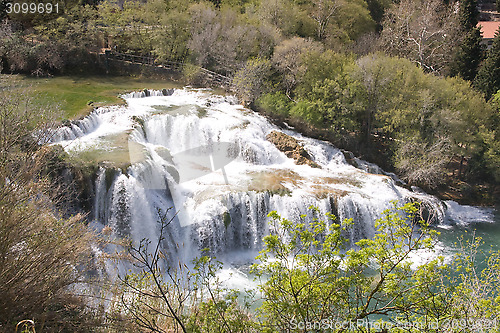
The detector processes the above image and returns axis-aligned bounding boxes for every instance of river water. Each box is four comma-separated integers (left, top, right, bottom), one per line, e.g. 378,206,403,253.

51,88,498,285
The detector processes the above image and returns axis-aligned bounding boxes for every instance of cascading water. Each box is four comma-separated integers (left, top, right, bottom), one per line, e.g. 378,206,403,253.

53,88,477,273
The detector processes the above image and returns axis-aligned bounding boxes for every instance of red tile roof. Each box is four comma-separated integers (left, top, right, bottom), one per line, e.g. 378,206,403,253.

478,21,500,39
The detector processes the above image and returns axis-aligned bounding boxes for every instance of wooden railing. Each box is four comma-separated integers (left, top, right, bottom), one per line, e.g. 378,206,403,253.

106,51,232,88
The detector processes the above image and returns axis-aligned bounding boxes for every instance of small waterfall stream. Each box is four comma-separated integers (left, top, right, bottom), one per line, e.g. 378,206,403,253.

53,88,453,271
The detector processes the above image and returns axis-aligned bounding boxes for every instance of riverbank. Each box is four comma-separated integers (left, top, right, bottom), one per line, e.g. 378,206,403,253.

24,75,184,119
251,102,499,207
23,72,497,207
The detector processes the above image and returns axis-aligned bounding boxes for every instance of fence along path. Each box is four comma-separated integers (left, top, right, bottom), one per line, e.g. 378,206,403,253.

106,51,233,89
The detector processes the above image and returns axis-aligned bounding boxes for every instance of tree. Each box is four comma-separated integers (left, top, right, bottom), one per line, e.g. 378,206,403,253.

254,203,500,332
364,0,391,31
448,0,483,81
394,137,453,189
310,0,342,40
255,0,312,37
285,50,355,131
448,27,484,81
271,37,324,96
475,28,500,100
349,53,401,143
479,90,500,182
232,57,272,105
379,0,459,74
187,2,275,75
254,203,447,331
151,9,191,62
458,0,479,31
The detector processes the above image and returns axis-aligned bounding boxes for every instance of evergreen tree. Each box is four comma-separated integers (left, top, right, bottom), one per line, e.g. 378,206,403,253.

458,0,479,30
475,29,500,99
449,27,484,81
450,0,483,80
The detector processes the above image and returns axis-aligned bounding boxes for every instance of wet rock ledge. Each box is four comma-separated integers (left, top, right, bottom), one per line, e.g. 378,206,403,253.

266,131,320,168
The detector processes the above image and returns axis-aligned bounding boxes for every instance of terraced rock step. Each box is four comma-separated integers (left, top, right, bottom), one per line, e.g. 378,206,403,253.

266,131,320,168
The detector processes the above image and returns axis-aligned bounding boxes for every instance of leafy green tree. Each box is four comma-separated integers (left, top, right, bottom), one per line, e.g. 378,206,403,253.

151,10,191,62
271,37,324,96
255,0,314,38
254,203,500,332
479,90,500,181
475,28,500,100
294,49,352,98
332,0,376,43
309,0,342,41
364,0,391,31
439,235,500,328
256,92,293,117
305,0,375,46
349,53,402,143
284,50,356,130
254,203,447,331
449,0,483,81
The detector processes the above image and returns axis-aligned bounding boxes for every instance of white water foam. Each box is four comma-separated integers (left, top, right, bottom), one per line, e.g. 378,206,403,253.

57,88,453,276
444,200,495,225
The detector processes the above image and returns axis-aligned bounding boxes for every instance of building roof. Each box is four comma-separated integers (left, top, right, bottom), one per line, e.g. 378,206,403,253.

478,21,500,39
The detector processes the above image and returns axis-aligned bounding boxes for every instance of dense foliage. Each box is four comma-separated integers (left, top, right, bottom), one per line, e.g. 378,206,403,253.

258,51,499,189
104,203,500,332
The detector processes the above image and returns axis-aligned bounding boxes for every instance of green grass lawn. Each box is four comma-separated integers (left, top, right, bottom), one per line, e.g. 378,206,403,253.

23,75,182,119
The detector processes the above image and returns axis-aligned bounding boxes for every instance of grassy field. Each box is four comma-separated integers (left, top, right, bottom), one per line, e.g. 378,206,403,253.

23,75,183,119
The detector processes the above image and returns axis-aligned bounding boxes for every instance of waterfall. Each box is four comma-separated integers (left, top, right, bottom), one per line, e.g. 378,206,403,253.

121,88,174,99
49,110,102,142
56,88,450,264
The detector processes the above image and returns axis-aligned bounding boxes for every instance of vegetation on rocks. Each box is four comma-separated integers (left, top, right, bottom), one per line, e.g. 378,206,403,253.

266,131,320,168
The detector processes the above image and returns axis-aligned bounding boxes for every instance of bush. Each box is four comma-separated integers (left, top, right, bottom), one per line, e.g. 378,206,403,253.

182,63,206,86
232,57,271,105
0,77,99,331
256,92,292,117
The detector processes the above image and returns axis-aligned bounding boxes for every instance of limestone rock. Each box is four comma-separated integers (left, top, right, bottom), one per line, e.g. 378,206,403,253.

266,131,320,168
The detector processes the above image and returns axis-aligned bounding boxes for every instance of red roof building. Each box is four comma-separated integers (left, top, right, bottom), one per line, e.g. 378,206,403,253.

478,21,500,48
